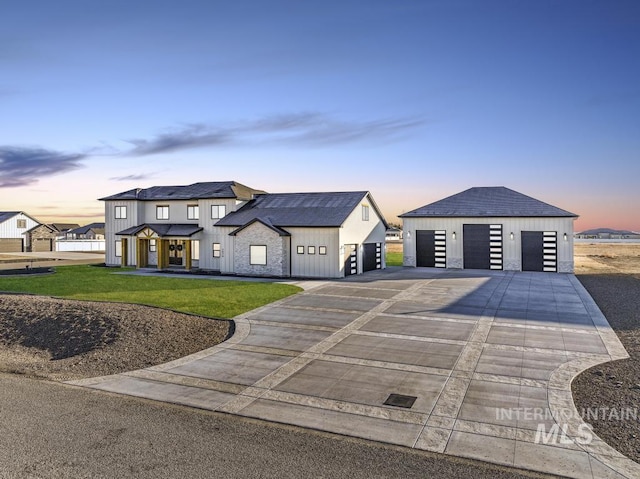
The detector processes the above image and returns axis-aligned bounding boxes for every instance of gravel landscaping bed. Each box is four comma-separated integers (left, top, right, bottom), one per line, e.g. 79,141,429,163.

573,273,640,463
0,294,231,381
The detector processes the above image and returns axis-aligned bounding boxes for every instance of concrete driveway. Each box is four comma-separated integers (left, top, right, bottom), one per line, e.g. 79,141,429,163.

71,268,639,478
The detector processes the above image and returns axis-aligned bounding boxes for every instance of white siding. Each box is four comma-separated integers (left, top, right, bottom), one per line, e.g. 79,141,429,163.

289,227,341,278
339,193,387,275
403,217,575,272
0,213,39,250
104,200,139,265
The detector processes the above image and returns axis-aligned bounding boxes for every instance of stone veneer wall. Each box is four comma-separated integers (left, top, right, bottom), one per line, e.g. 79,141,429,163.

233,222,288,277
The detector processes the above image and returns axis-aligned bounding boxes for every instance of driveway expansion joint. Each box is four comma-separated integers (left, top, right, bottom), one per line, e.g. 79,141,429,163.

68,269,639,479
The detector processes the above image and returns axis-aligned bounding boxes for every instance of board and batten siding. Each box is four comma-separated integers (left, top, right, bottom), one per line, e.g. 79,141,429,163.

0,213,39,250
403,217,575,273
289,227,340,278
104,200,141,266
339,194,387,275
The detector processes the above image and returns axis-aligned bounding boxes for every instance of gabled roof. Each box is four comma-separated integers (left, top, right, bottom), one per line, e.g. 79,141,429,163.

100,181,264,201
116,223,203,237
68,222,105,235
400,187,578,218
0,211,21,223
0,211,41,225
230,218,290,237
216,191,386,228
50,223,81,232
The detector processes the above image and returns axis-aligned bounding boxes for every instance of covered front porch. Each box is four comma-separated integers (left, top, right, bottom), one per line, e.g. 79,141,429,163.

116,224,202,271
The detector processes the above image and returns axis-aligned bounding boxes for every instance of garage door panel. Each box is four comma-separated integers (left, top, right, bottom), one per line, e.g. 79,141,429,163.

0,238,23,253
33,238,53,252
522,231,556,272
416,230,446,268
363,243,381,272
463,224,502,270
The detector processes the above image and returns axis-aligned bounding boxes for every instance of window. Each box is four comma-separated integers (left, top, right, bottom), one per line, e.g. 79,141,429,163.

187,205,199,220
297,246,305,254
16,219,26,229
191,240,200,260
212,243,221,258
149,239,157,252
115,240,122,257
362,205,370,221
156,205,169,220
250,245,267,265
211,205,226,219
319,246,327,255
115,206,127,219
308,246,316,255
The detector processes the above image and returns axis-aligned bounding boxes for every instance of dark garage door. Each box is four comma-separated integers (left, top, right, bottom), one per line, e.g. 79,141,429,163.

0,238,23,253
463,224,502,270
522,231,557,272
344,244,358,276
416,230,446,268
363,243,382,272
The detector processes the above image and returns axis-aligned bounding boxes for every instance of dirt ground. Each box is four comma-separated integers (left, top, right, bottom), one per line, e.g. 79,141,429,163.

571,243,640,463
574,243,640,275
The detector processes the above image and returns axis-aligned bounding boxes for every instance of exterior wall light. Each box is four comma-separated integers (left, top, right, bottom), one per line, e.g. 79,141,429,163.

563,233,568,241
452,231,456,240
406,231,411,240
510,232,514,240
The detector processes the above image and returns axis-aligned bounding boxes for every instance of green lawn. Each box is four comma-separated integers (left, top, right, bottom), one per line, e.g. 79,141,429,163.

0,265,301,319
386,251,403,266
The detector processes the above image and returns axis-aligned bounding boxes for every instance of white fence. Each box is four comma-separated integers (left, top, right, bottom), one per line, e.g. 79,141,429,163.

56,239,106,252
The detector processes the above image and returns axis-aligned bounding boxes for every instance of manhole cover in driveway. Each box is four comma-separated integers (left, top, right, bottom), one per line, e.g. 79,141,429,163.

384,393,417,409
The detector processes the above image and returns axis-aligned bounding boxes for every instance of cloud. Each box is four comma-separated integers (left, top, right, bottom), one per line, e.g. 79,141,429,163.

127,124,229,156
0,147,85,188
109,173,154,181
125,113,425,156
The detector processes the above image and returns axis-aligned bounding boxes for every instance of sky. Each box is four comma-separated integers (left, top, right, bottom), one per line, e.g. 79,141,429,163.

1,0,639,231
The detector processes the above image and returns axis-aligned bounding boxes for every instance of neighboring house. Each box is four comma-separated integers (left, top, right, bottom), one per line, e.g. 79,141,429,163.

385,227,403,242
50,223,81,237
25,224,58,252
66,223,105,240
101,181,387,278
575,228,640,240
401,187,578,273
0,212,40,252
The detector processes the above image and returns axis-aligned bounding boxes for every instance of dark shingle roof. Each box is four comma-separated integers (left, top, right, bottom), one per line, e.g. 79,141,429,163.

50,223,81,232
69,222,105,235
0,211,21,223
100,181,264,201
116,224,203,237
401,187,578,218
216,191,372,228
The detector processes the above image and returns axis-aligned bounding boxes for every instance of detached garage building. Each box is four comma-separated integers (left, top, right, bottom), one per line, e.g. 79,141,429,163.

401,187,578,273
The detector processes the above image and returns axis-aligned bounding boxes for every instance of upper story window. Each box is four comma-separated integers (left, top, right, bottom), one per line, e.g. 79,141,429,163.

115,206,127,219
187,204,199,220
156,205,169,220
211,205,226,220
362,205,370,221
16,219,26,229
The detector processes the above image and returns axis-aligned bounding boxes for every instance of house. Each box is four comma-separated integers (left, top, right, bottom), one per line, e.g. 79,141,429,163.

401,187,578,273
385,227,403,242
101,181,387,278
575,228,640,240
215,191,388,277
66,223,105,240
0,212,40,252
24,223,81,252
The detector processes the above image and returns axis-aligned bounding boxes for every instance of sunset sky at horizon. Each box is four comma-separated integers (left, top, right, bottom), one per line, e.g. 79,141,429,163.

1,0,639,231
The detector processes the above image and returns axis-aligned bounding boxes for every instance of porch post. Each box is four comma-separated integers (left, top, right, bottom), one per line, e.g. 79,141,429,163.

121,238,128,267
185,240,192,270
